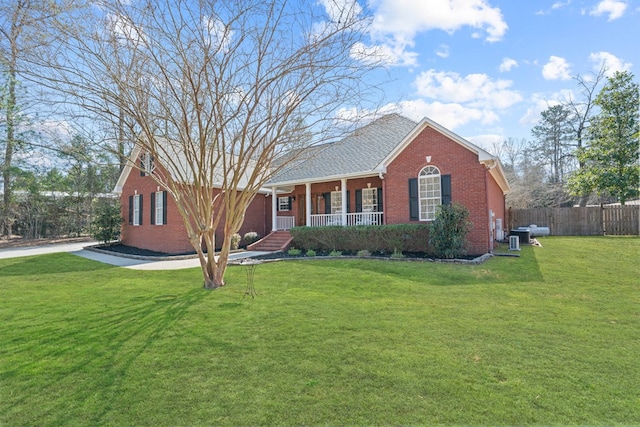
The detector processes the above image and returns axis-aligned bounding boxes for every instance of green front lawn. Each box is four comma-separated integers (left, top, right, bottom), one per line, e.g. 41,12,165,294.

1,237,638,425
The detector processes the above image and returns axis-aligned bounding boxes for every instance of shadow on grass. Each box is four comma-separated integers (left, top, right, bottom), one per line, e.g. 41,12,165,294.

2,287,208,425
0,253,115,277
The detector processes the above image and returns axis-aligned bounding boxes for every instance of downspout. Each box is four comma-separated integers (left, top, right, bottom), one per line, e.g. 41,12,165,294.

484,167,492,253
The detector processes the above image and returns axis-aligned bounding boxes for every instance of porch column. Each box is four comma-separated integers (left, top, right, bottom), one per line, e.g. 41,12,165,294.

305,182,311,226
341,178,347,226
271,187,277,231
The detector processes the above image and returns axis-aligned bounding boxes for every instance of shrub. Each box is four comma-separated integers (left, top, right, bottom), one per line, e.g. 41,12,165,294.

91,199,122,244
243,231,259,244
305,249,316,257
288,247,302,256
328,250,342,257
357,249,371,257
289,224,429,254
230,233,242,250
429,203,472,259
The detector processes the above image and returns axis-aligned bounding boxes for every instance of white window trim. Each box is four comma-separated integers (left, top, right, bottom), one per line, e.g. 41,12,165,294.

133,194,141,226
330,191,342,214
362,187,377,212
155,191,164,225
418,166,441,221
278,196,290,211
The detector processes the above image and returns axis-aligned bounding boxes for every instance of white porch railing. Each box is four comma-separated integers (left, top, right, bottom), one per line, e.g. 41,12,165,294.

310,212,383,227
276,216,295,230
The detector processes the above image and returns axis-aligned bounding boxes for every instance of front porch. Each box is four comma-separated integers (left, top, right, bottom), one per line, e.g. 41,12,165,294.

269,176,384,231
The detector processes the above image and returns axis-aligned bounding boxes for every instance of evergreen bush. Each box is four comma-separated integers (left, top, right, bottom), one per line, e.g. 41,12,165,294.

428,203,472,259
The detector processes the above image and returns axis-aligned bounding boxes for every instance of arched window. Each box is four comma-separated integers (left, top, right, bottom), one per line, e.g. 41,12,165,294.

418,166,441,221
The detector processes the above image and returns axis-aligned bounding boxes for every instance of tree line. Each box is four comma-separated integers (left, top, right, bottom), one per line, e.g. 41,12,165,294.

496,69,639,208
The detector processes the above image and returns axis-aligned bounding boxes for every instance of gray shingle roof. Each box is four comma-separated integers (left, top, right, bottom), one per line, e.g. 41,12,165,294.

267,114,417,185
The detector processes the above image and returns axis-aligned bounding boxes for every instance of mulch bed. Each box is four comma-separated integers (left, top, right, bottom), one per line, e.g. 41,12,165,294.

95,243,196,258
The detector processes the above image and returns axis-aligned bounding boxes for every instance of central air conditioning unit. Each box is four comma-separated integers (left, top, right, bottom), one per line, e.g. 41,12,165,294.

509,235,520,251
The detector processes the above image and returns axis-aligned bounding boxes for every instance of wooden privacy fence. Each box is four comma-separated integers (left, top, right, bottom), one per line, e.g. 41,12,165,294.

507,206,639,236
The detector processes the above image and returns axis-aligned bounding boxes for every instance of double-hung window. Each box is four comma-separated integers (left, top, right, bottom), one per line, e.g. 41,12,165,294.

330,191,342,214
132,194,142,226
362,187,378,212
418,166,441,221
151,191,167,225
278,196,291,211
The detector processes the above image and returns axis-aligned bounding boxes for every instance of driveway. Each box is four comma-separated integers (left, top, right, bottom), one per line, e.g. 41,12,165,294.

0,240,270,270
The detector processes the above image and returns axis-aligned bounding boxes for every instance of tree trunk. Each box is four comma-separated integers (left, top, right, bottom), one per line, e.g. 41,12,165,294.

2,56,17,238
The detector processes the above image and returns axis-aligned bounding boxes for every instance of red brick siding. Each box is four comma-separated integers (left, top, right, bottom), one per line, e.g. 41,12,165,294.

384,126,498,254
121,169,269,254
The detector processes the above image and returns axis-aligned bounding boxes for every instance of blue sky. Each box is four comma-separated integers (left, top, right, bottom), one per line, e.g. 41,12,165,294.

347,0,639,151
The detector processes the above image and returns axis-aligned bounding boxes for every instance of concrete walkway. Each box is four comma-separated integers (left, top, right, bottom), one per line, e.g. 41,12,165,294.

0,240,271,270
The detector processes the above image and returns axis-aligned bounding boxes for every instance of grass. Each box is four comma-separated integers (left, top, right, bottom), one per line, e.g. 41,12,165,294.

1,236,639,425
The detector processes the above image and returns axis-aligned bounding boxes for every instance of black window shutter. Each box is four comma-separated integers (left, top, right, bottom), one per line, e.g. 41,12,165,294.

287,196,292,211
377,187,383,213
323,192,331,214
409,178,419,220
355,189,362,213
441,175,452,206
150,192,156,224
138,194,143,225
346,190,350,213
128,195,133,224
163,191,168,224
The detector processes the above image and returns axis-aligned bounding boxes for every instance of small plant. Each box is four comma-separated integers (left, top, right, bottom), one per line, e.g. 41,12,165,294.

329,250,342,257
230,233,242,250
305,249,316,257
357,249,371,257
390,248,405,259
288,247,302,256
244,231,259,244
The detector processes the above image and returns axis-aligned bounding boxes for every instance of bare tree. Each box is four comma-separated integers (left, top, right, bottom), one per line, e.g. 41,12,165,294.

0,0,72,238
35,0,383,288
562,67,607,205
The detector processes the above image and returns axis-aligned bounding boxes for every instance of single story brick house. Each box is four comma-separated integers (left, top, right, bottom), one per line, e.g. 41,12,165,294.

114,114,510,255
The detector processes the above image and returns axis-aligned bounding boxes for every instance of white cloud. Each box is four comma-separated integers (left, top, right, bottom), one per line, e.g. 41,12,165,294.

435,44,450,58
319,0,363,24
589,0,628,21
107,13,146,46
350,41,418,66
395,99,497,129
535,0,571,15
499,58,518,72
202,16,234,53
542,56,572,80
519,92,567,126
589,51,633,76
338,99,497,131
414,69,523,109
365,0,508,66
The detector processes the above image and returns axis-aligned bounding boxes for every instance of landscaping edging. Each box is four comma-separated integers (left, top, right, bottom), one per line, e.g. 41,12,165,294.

231,252,493,265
